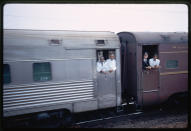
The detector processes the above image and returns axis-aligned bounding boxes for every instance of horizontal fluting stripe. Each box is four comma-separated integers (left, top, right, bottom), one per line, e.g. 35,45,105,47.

4,91,94,105
4,89,94,101
4,97,94,111
4,83,94,93
4,94,94,108
4,85,94,95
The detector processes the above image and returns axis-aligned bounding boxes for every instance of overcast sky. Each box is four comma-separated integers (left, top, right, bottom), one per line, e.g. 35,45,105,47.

3,4,188,33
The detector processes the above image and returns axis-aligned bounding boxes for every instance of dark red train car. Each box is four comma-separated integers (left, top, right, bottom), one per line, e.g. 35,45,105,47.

118,32,188,107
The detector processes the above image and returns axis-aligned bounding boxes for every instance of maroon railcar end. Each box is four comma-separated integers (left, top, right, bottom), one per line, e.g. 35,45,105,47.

118,32,188,107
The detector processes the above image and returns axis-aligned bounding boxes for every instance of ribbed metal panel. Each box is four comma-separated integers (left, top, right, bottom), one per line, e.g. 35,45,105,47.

3,80,95,111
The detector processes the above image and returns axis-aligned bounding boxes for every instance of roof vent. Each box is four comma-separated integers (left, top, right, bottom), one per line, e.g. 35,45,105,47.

96,40,105,46
160,35,170,41
49,39,62,46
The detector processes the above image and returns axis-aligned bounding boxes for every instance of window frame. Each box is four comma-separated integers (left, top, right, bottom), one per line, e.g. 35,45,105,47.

33,62,52,82
166,60,178,69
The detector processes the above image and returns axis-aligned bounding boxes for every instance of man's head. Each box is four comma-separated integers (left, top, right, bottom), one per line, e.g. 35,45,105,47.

109,53,115,60
100,56,105,62
144,52,148,59
153,54,158,60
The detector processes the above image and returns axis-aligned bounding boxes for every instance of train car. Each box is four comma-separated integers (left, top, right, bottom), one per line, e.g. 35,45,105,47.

3,29,121,121
3,29,188,127
118,32,188,107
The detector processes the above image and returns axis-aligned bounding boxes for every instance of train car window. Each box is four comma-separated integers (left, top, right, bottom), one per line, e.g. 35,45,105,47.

97,50,115,61
142,45,158,60
166,60,178,69
33,62,52,82
142,45,159,70
96,50,116,73
3,64,11,84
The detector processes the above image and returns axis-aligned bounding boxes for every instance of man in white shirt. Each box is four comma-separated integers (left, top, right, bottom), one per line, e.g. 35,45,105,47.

149,54,160,69
106,53,117,73
97,56,107,73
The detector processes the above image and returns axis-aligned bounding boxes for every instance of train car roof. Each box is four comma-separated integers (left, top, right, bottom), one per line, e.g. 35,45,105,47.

117,32,188,44
3,29,120,50
4,29,117,38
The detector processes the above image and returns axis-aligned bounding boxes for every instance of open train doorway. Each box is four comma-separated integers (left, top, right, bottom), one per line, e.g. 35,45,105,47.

141,45,160,106
96,50,117,108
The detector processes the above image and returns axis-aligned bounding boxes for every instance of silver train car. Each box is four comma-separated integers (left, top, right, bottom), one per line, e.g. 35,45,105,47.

3,29,122,118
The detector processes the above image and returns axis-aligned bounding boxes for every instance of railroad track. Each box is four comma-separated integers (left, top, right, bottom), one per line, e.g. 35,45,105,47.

75,111,143,125
71,105,187,128
4,104,187,128
66,108,145,128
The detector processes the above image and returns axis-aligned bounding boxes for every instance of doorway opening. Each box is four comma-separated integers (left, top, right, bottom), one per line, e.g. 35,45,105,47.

142,45,159,60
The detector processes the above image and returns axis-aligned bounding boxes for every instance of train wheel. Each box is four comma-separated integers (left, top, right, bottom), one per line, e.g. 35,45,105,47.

163,93,188,113
60,110,73,127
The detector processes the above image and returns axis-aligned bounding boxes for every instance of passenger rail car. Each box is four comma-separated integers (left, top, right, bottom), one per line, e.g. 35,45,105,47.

118,32,188,106
3,29,188,126
3,29,121,118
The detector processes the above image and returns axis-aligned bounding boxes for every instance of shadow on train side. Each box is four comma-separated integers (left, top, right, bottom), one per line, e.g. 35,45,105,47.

3,109,73,128
2,29,188,128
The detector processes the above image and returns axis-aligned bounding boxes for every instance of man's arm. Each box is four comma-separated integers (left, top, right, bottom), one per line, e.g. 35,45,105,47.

149,59,152,67
113,60,117,71
158,59,160,65
108,60,116,72
97,63,101,72
156,59,160,68
143,61,146,70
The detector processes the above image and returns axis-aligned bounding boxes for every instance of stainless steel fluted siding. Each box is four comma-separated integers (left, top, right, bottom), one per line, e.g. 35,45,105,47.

3,80,95,111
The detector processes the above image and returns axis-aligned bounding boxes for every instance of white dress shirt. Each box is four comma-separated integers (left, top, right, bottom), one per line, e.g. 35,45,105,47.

149,58,160,67
105,59,117,71
97,61,107,72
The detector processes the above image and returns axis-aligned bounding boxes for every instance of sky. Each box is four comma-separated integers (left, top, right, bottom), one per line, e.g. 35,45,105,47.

3,4,188,33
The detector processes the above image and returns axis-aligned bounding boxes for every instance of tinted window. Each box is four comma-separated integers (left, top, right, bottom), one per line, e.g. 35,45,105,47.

3,64,11,84
166,60,178,69
33,62,52,82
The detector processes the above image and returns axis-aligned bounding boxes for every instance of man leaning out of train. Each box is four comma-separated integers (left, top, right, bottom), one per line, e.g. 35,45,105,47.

105,53,117,73
149,54,160,69
97,56,108,73
143,52,152,70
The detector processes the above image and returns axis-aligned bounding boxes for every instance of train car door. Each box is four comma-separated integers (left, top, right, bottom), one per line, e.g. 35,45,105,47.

141,45,160,106
96,50,117,108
